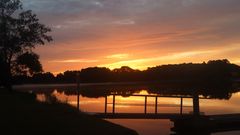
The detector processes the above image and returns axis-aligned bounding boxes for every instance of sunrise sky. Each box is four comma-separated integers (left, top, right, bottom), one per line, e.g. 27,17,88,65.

22,0,240,74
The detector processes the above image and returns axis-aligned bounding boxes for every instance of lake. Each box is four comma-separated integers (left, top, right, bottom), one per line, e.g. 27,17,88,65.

15,82,240,135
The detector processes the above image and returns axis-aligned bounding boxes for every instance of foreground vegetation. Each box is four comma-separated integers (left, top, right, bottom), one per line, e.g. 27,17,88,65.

0,89,138,135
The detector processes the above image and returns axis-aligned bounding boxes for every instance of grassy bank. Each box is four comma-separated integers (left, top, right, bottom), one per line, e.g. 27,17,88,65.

0,89,138,135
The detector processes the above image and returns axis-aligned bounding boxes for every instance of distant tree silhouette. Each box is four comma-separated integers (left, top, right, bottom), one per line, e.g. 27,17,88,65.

80,67,112,83
32,72,55,84
112,66,137,73
7,60,240,85
61,71,80,83
112,66,142,82
0,0,52,91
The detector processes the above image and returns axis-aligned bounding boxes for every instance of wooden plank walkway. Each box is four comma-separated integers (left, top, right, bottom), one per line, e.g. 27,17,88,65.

210,113,240,121
210,114,240,132
92,113,240,120
170,113,240,133
93,113,192,119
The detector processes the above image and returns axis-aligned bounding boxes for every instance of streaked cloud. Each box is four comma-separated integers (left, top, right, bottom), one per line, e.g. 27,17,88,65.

113,19,135,25
49,59,99,63
100,50,216,69
20,0,240,73
100,44,240,69
106,54,129,59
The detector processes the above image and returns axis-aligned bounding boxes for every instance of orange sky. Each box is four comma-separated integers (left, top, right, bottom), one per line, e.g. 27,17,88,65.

22,0,240,74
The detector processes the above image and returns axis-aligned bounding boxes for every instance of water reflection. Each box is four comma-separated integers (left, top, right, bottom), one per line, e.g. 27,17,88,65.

22,82,239,99
15,82,240,135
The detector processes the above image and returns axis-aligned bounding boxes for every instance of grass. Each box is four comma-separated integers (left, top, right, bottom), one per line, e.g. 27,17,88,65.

0,89,138,135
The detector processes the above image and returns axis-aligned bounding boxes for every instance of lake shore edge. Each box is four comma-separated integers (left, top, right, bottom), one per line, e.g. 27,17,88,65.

0,89,138,135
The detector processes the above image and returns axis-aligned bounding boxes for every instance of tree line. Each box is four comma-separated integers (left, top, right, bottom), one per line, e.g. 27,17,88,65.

10,59,240,84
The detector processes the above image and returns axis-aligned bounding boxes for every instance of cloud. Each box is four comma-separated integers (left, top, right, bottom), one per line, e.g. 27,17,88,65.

99,44,240,69
19,0,240,73
93,1,104,7
22,0,240,45
100,50,216,69
113,19,135,25
49,59,99,63
106,54,129,59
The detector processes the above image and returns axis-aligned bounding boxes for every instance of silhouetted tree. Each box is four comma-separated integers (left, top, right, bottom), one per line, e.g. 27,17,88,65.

62,71,80,83
112,66,142,82
13,52,43,76
0,0,52,91
32,72,55,84
80,67,112,83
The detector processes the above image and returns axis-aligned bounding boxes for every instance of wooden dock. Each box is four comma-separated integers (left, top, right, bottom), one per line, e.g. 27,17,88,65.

93,113,192,119
93,113,240,120
210,113,240,121
210,113,240,132
79,92,240,133
169,113,240,134
89,94,240,120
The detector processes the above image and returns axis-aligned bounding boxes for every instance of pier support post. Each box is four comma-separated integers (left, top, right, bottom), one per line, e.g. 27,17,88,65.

113,94,115,114
76,72,80,111
155,96,158,114
193,93,200,116
105,96,107,113
180,97,183,115
144,96,147,114
77,89,80,110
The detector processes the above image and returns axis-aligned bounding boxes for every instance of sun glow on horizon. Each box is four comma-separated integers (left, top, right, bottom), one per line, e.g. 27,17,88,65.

97,46,240,70
29,0,240,73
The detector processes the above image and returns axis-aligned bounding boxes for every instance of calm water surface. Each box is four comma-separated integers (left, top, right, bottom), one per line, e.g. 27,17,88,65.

15,83,240,135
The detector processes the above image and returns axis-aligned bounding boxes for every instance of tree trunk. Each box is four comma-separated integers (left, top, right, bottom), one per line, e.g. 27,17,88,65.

6,63,13,92
2,61,13,92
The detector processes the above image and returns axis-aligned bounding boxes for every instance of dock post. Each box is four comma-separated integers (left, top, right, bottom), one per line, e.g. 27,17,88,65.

180,97,183,115
113,94,115,114
77,89,80,111
76,72,80,111
155,96,158,114
144,96,147,114
193,93,200,116
105,96,107,113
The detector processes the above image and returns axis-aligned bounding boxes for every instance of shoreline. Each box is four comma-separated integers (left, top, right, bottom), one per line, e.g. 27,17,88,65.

0,90,138,135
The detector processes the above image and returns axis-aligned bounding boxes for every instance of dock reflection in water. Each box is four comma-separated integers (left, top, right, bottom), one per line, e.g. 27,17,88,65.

16,82,240,135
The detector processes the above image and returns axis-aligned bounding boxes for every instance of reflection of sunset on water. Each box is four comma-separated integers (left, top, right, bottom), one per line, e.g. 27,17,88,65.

20,83,240,135
36,89,240,115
